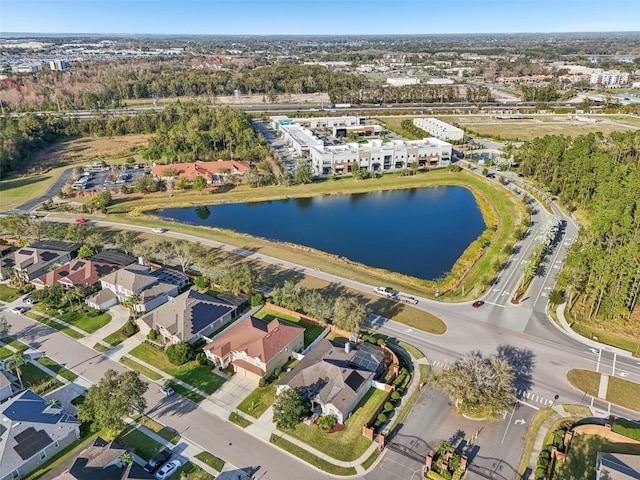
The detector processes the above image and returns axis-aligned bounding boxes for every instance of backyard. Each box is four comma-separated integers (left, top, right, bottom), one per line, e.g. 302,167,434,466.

283,387,388,461
129,343,226,394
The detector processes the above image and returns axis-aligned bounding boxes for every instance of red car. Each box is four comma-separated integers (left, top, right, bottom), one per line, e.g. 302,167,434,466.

472,301,485,308
75,218,88,223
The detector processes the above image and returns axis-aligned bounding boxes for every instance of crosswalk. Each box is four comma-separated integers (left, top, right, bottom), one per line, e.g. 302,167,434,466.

430,360,555,407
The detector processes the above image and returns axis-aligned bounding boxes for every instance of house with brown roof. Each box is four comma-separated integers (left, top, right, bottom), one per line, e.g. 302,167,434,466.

277,339,385,424
138,290,238,344
203,317,304,381
84,264,178,313
152,160,251,184
32,259,117,290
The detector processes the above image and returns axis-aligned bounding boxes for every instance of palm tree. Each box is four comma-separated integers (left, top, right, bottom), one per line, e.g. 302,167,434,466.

121,293,141,318
5,352,28,390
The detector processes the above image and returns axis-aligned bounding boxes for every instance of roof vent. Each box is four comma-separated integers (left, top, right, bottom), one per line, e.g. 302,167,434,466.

345,342,352,354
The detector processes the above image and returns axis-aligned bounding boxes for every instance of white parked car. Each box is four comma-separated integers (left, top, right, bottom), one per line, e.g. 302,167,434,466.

9,306,29,314
155,459,181,480
374,286,397,298
151,228,167,234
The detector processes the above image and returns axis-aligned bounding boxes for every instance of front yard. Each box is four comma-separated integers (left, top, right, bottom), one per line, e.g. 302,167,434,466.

58,307,111,334
237,384,277,418
21,362,63,395
0,284,20,302
283,387,388,462
254,308,326,348
129,343,225,394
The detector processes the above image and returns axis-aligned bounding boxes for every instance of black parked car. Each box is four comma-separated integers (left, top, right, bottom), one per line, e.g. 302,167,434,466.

144,449,172,473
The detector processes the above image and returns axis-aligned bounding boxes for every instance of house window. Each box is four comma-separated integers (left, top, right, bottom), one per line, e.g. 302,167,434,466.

40,450,46,460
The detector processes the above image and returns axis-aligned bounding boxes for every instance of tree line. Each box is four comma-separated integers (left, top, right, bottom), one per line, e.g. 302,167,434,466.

515,130,640,324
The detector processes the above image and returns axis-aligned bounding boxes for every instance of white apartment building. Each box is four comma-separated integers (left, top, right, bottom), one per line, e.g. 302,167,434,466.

590,70,630,88
387,77,420,86
309,138,452,176
413,118,464,141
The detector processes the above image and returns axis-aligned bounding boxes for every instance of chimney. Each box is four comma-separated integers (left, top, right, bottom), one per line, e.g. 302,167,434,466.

138,256,145,266
345,342,352,354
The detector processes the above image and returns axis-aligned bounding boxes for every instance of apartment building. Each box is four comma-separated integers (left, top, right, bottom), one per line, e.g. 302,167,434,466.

413,117,464,141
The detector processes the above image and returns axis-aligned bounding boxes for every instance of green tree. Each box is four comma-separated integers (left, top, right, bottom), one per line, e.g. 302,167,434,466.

220,263,260,295
192,175,207,195
115,231,141,256
88,191,112,213
317,415,337,431
433,351,516,419
77,369,148,435
273,387,310,430
5,352,28,390
292,161,313,185
77,244,101,258
121,293,141,318
31,284,66,311
332,296,367,332
166,342,194,365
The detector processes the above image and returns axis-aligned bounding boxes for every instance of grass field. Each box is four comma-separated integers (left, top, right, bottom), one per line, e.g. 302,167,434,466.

194,451,225,472
269,434,357,476
120,356,163,381
0,134,151,211
566,369,640,412
129,343,225,394
0,284,20,303
134,415,180,445
229,411,252,428
566,369,600,397
37,356,78,382
0,337,28,352
237,384,276,418
118,424,164,460
283,387,386,461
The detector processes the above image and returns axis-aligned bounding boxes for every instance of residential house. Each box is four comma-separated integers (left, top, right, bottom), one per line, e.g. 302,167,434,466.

84,264,178,313
151,160,252,184
87,251,136,269
596,452,640,480
277,339,385,424
0,390,81,480
32,259,117,290
138,290,238,344
0,371,13,402
0,241,80,281
203,316,304,381
43,436,154,480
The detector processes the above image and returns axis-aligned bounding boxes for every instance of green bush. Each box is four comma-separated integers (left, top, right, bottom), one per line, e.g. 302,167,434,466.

377,413,387,423
393,374,406,386
426,470,448,480
383,402,394,412
362,335,371,343
123,320,137,337
317,415,337,431
166,342,194,365
612,419,640,441
194,276,209,290
250,292,265,307
377,338,386,346
258,377,266,387
147,329,157,341
535,466,547,479
391,391,402,400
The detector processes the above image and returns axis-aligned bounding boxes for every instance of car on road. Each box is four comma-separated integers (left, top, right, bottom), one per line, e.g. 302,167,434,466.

400,296,418,305
75,218,88,223
152,228,166,234
472,301,485,308
155,459,181,480
9,306,29,314
374,286,397,298
144,450,172,474
161,386,175,397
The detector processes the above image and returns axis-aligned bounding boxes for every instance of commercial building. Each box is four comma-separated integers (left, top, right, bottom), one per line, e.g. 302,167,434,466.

48,60,67,71
590,70,630,88
387,77,420,86
413,117,464,141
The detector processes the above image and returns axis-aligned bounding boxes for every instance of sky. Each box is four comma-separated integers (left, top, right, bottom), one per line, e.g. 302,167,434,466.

1,0,640,36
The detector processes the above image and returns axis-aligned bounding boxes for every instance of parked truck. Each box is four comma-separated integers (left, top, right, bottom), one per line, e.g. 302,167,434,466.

330,103,352,109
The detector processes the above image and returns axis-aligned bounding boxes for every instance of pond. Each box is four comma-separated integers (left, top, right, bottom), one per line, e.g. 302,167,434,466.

154,186,486,280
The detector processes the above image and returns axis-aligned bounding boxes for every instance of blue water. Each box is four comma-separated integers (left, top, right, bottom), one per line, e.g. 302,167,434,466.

155,186,486,280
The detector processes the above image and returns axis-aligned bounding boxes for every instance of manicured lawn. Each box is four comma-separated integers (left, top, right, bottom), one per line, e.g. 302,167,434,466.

554,433,640,480
254,308,326,347
58,308,111,334
120,356,163,381
134,415,180,445
37,356,78,381
194,451,225,472
129,343,225,394
118,425,164,460
0,337,28,352
0,347,14,360
165,380,206,403
397,340,424,359
229,412,252,428
270,434,357,476
566,369,600,397
21,362,63,394
24,312,85,339
93,343,109,353
563,405,592,416
237,384,276,418
361,449,382,469
174,462,214,480
0,284,20,302
607,376,640,412
571,322,640,356
284,387,387,461
103,330,126,346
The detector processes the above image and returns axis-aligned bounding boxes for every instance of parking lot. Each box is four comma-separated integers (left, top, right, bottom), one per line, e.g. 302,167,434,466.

252,119,303,176
80,164,149,194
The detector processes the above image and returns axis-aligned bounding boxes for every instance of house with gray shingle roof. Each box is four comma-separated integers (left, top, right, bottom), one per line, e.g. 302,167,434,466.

138,290,238,344
277,339,384,424
0,390,80,480
0,241,81,282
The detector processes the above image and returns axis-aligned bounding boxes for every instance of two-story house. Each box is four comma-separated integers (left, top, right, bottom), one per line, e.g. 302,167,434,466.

85,264,178,313
0,241,81,282
32,259,117,290
0,390,81,480
203,316,304,381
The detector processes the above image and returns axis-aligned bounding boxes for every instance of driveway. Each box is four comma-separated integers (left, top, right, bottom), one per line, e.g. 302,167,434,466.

210,374,256,409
